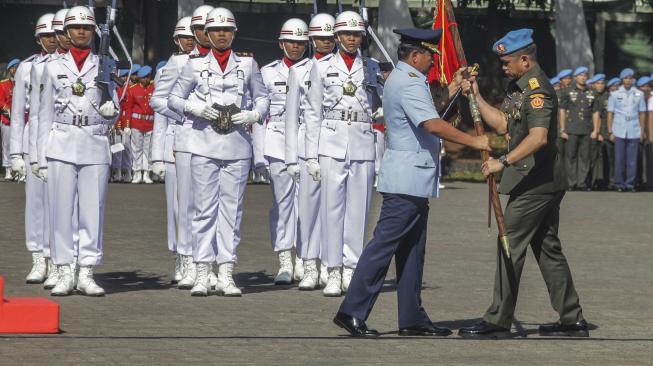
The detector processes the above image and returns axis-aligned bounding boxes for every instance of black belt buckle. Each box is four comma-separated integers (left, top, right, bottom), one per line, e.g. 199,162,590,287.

210,103,241,134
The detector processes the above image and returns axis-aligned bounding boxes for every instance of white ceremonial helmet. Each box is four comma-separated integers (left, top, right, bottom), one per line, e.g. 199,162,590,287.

64,6,97,29
52,9,68,32
308,13,335,37
190,5,214,28
334,11,365,33
205,7,238,31
173,16,193,38
35,13,55,36
279,18,309,41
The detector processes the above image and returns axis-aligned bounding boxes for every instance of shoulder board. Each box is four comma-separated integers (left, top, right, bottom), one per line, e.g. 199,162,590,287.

189,53,206,59
529,93,546,99
262,60,280,69
0,78,8,83
23,54,38,63
408,72,419,78
320,53,334,61
172,51,188,56
528,77,540,90
129,83,137,89
294,58,310,67
235,51,254,57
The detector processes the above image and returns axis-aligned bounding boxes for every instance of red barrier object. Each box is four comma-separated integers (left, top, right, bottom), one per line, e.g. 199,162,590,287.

0,276,59,333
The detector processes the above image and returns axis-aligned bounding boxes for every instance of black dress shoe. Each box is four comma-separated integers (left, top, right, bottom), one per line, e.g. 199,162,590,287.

458,320,512,339
333,312,380,338
399,323,452,337
538,320,589,337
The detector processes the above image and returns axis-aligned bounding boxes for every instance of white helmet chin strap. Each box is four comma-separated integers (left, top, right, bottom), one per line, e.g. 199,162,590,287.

37,38,47,53
281,42,305,61
207,31,233,51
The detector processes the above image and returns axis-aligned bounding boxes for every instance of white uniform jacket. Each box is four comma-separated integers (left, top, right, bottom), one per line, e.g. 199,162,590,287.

168,51,269,163
9,54,37,156
151,52,188,153
150,67,176,163
27,53,56,164
304,52,375,162
37,52,119,167
261,59,292,161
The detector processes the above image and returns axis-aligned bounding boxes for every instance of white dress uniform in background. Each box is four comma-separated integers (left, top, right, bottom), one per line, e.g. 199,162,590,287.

168,7,269,297
261,18,309,286
150,10,214,290
37,6,120,297
304,11,376,297
10,14,53,285
284,13,336,290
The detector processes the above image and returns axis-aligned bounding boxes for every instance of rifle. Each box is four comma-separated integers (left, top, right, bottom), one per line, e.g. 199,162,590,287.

436,0,510,258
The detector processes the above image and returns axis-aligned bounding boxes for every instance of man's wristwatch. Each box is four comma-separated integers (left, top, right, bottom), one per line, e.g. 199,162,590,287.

498,155,510,168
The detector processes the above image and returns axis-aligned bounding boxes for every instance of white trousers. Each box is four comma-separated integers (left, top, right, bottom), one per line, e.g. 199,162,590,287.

121,133,132,169
175,152,193,256
267,157,299,253
47,159,109,266
319,156,374,268
374,130,385,175
1,124,10,167
25,155,48,254
191,155,249,264
165,161,178,253
130,130,152,171
297,157,321,261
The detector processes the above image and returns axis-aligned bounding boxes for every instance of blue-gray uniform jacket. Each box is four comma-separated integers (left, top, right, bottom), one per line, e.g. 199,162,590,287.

377,61,441,198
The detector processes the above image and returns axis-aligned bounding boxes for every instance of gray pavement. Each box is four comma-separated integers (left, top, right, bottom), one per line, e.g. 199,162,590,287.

0,180,652,365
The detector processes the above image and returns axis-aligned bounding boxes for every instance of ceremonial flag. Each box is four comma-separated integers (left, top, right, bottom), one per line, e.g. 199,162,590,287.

428,0,465,86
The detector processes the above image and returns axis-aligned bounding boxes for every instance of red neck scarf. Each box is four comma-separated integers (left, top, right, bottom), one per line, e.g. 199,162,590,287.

339,50,357,71
283,57,297,68
315,52,327,60
70,47,91,71
197,45,210,56
212,49,232,72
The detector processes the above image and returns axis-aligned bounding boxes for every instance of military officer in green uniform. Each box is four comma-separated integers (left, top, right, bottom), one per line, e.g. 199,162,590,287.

558,67,601,191
589,74,614,189
458,29,588,338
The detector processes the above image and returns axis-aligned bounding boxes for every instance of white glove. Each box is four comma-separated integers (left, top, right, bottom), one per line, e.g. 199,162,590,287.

38,167,48,182
231,110,261,126
31,163,39,176
122,127,132,136
10,156,26,176
99,101,118,118
286,163,300,180
306,158,321,181
371,107,384,120
152,161,166,179
184,101,220,120
254,164,270,181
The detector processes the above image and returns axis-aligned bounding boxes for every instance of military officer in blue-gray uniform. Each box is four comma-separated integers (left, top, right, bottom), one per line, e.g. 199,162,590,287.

458,29,588,338
334,28,490,337
607,68,647,192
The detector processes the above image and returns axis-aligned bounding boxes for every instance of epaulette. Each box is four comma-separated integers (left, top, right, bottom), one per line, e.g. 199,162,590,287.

23,54,38,63
235,51,254,58
408,72,419,78
318,53,334,62
0,78,8,83
262,59,280,69
172,51,188,56
129,83,137,89
189,53,206,59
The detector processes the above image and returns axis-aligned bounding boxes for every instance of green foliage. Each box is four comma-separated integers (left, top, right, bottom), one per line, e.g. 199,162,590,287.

457,0,549,10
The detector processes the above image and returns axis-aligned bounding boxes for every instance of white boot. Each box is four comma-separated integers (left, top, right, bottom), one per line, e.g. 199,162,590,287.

274,250,293,285
131,170,142,184
217,262,241,297
123,169,132,182
26,252,47,284
70,256,79,288
319,262,328,288
209,271,218,289
142,170,153,184
76,266,105,296
111,168,122,182
341,266,354,293
190,262,211,296
3,170,12,180
293,255,304,282
51,265,74,296
43,258,60,289
323,267,342,297
171,253,183,283
177,255,196,289
298,259,319,291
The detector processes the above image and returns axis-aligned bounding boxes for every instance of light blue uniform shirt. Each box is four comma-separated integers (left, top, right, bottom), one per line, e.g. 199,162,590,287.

377,61,441,198
607,86,646,139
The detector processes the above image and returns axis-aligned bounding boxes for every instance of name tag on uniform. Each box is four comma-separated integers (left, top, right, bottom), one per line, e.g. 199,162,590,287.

304,81,311,87
57,75,68,79
274,82,286,86
327,73,339,77
110,143,125,154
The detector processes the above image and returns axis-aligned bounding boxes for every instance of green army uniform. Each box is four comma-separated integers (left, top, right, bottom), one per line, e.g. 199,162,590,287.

591,91,614,189
483,65,585,330
555,88,566,159
558,84,601,189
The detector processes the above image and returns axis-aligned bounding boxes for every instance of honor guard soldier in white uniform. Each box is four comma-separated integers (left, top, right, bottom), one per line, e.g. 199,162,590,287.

10,13,57,284
168,7,269,297
37,6,120,296
151,8,215,290
150,16,197,284
261,18,309,285
285,13,336,290
304,11,376,297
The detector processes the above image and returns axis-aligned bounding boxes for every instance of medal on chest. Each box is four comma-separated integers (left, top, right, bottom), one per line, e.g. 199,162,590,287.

342,78,357,97
569,90,578,102
71,78,86,97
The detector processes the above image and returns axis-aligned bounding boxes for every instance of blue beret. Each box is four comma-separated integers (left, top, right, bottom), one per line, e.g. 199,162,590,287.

6,58,20,69
557,69,572,79
619,68,634,79
137,65,152,78
549,76,560,85
492,28,534,56
607,77,620,87
573,66,588,76
593,73,606,82
156,60,167,71
131,63,141,74
637,76,651,87
118,69,129,77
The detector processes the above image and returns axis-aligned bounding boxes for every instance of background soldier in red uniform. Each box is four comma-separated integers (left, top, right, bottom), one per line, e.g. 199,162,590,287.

124,66,155,184
1,59,19,180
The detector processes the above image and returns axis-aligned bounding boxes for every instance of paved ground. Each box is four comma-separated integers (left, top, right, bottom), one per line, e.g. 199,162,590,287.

0,180,651,365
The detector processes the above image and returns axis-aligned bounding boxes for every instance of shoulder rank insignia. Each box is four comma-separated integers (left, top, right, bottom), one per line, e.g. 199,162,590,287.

528,77,540,90
189,54,205,59
529,93,545,99
235,52,254,57
408,72,418,78
530,96,544,109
